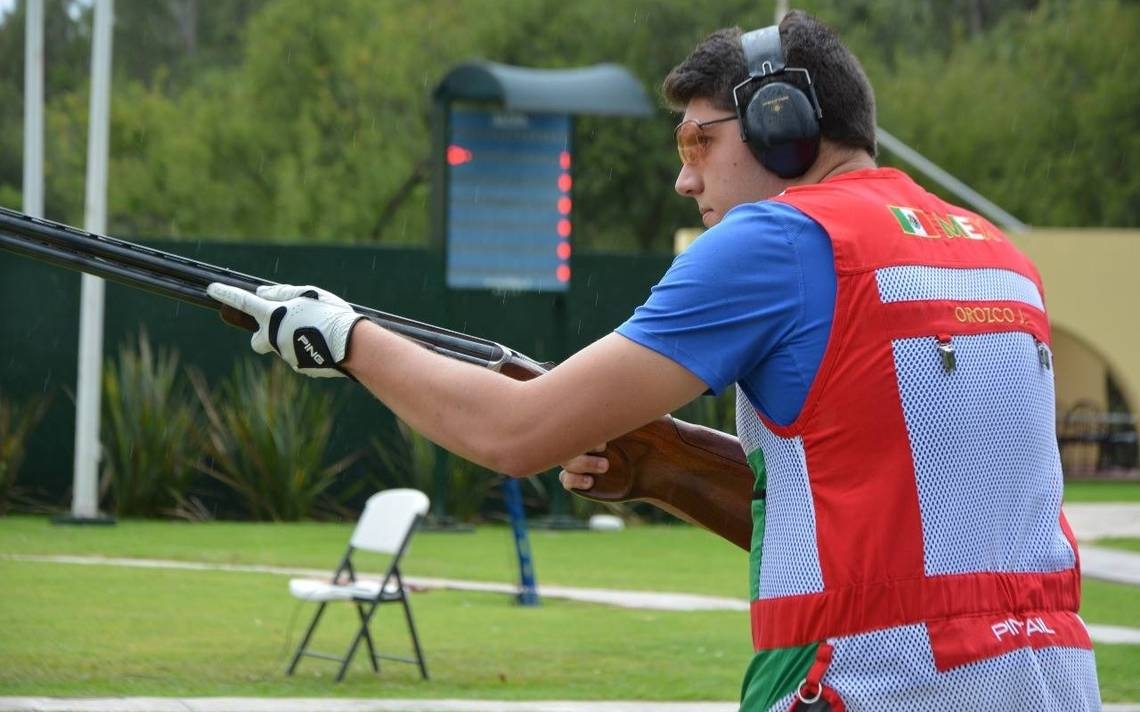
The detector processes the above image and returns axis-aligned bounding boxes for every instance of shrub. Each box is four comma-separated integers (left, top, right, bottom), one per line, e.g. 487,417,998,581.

368,419,502,523
0,390,52,516
193,361,357,521
100,332,207,519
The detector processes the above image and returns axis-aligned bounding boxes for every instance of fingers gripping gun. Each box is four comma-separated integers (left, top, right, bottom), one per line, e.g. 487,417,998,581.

0,207,753,550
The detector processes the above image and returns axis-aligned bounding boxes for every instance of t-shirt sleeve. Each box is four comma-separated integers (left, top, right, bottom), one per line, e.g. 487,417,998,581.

616,201,820,395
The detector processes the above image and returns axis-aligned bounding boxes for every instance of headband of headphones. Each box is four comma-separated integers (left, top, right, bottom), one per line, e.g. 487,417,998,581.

732,25,823,178
741,26,786,79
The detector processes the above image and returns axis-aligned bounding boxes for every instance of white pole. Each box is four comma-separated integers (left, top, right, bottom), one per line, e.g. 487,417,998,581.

774,0,788,24
22,0,44,217
71,0,114,520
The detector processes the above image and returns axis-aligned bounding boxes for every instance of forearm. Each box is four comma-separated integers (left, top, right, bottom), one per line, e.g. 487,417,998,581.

344,320,577,475
343,321,711,478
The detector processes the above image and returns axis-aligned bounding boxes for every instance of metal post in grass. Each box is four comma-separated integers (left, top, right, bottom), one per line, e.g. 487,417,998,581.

58,0,116,526
502,476,540,606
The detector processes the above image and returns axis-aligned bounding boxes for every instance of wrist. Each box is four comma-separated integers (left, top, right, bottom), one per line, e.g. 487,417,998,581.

342,318,375,376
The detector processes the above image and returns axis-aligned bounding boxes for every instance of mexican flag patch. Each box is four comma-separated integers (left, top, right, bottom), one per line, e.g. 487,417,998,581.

889,205,936,237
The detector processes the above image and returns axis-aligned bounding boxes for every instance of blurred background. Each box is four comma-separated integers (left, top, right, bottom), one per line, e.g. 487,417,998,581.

0,0,1137,523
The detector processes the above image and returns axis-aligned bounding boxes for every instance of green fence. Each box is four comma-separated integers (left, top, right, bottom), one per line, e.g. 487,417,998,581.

0,241,673,513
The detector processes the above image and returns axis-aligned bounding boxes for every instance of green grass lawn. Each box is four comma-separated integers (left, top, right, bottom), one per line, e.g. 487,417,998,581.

0,515,1136,702
1096,537,1140,553
1064,479,1140,502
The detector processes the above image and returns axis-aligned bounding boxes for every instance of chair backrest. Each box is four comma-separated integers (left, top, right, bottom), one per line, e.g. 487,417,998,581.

350,488,430,555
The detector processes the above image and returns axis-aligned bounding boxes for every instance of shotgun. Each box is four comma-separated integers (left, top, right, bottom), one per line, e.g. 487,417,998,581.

0,206,753,550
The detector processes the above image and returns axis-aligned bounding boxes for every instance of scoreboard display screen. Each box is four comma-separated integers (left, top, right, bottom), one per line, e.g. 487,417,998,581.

445,108,572,292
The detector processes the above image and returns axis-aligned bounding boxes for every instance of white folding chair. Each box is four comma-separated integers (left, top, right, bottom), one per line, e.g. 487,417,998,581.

286,488,430,681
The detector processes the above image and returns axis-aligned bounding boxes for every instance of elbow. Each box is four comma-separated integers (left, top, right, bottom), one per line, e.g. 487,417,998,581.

477,442,551,479
483,448,549,478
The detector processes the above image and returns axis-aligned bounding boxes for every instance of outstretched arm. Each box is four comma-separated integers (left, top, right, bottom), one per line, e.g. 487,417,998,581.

344,319,709,477
208,281,753,547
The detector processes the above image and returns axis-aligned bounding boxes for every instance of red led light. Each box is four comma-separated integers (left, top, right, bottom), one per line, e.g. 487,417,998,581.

557,241,571,260
558,173,572,192
556,264,571,282
447,144,473,166
557,219,571,237
560,151,571,170
557,197,572,215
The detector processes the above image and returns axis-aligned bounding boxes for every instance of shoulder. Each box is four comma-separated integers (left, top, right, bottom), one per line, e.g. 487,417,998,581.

712,200,820,245
678,200,820,264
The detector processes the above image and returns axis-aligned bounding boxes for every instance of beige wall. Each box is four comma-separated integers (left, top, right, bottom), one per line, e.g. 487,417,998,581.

1051,329,1107,415
1011,229,1140,416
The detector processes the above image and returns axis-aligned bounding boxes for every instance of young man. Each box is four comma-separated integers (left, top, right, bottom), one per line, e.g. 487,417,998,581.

210,10,1100,711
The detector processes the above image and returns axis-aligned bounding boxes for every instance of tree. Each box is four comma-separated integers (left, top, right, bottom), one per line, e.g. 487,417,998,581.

2,0,1135,247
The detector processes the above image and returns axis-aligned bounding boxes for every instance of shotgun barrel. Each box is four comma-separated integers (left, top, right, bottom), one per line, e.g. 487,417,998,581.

0,206,547,375
0,206,753,550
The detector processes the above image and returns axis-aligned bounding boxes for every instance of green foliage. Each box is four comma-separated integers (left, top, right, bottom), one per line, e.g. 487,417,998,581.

107,0,269,89
193,361,358,521
874,0,1140,228
0,391,51,515
368,419,521,522
0,0,1136,246
675,389,738,435
100,331,205,519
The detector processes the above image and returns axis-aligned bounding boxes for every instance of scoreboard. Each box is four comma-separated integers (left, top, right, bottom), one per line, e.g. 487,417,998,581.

445,108,572,292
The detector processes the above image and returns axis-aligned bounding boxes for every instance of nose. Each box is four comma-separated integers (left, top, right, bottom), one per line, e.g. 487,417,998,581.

675,162,702,197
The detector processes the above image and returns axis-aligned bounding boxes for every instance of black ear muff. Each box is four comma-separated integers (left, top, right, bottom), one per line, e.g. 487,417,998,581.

734,26,822,179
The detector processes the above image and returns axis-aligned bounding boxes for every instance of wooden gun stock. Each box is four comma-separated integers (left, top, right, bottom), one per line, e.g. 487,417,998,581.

1,206,753,550
589,416,752,551
491,349,753,551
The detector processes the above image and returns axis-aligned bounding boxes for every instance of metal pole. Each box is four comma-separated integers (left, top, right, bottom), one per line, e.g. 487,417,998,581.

502,477,540,606
71,0,114,522
22,0,44,218
877,127,1029,233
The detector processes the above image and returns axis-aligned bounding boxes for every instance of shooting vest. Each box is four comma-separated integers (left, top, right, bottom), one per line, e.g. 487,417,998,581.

737,168,1098,711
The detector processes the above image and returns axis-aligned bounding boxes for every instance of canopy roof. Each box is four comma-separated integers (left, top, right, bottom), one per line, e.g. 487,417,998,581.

435,60,653,117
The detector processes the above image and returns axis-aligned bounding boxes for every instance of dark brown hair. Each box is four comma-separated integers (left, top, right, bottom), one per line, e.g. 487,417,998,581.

662,10,877,156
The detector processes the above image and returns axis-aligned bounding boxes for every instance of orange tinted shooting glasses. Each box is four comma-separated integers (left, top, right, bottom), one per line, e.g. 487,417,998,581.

674,115,738,165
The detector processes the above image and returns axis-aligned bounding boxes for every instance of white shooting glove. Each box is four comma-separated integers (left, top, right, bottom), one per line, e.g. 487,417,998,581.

207,282,366,378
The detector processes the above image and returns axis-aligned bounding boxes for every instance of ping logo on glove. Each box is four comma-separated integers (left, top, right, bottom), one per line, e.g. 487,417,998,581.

293,328,336,369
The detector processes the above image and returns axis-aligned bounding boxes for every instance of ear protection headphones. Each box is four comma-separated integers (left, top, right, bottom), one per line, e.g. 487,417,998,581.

733,26,822,178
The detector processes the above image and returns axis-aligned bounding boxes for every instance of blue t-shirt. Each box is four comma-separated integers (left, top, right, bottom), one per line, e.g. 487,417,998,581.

616,201,836,426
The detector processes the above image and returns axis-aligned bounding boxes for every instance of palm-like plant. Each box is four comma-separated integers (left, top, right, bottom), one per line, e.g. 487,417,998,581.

193,361,357,521
0,390,52,516
101,332,205,519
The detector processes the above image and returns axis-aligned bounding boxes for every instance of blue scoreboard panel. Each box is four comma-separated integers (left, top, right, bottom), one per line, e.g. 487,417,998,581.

445,108,572,292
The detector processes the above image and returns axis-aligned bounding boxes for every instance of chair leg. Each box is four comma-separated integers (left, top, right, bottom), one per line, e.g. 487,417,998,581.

355,602,380,673
400,594,429,680
336,602,379,682
286,602,328,676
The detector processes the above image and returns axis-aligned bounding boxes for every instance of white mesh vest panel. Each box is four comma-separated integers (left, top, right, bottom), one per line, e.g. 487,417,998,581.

736,387,824,600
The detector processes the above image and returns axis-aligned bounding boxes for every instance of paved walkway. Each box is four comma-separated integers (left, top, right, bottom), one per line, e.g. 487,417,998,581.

1062,502,1140,541
0,702,735,712
1,697,1137,712
2,503,1137,712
